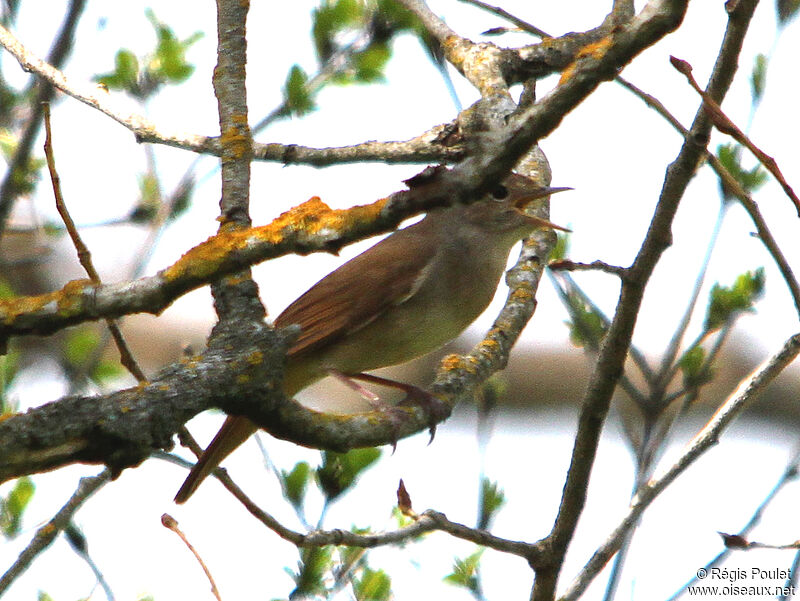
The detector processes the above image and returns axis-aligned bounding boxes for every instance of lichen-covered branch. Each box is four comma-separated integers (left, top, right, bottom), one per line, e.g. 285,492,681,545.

0,170,500,345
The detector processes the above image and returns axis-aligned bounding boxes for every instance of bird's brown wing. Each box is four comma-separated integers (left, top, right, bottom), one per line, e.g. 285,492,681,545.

275,221,436,358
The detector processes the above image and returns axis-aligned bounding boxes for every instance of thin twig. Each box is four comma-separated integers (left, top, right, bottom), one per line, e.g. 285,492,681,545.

548,259,628,279
539,4,758,599
561,333,800,601
175,428,544,562
670,55,800,216
162,514,222,601
458,0,551,39
0,470,111,595
0,0,87,239
654,203,728,393
618,74,800,320
0,22,459,169
396,0,460,47
42,103,147,383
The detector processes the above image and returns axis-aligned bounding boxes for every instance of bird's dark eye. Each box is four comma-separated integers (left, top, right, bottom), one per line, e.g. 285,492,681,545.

491,184,508,200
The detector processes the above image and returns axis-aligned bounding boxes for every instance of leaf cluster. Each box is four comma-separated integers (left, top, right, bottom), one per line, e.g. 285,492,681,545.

94,9,203,100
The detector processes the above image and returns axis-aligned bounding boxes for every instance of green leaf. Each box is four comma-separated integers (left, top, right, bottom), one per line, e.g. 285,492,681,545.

444,548,484,594
316,448,381,501
169,176,195,220
1,344,20,415
288,546,333,598
312,0,364,62
476,374,507,416
352,42,391,82
1,346,19,394
280,461,311,508
704,268,765,332
565,297,607,349
1,153,45,196
354,566,392,601
63,327,101,368
283,65,316,117
38,593,54,601
95,49,140,92
0,128,18,159
0,278,15,301
679,345,713,388
1,476,35,538
130,173,160,223
376,0,418,31
145,8,202,84
96,10,201,98
477,478,506,530
92,359,126,384
64,522,88,554
716,142,768,201
549,231,570,261
750,53,768,102
390,505,416,529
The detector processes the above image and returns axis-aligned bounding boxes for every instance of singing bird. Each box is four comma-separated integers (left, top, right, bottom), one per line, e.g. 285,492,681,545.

175,173,567,503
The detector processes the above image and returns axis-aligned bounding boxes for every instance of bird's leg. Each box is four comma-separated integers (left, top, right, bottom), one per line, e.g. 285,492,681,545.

327,369,380,403
332,371,449,443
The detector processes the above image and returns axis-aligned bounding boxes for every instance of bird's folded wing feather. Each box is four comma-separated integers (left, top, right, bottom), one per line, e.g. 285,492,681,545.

275,224,437,357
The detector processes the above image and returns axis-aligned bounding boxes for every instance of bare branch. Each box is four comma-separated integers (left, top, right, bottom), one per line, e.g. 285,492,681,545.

618,76,800,319
0,19,461,168
670,55,800,216
549,259,627,278
162,514,222,601
0,470,111,595
42,103,146,382
0,22,214,152
0,0,86,238
535,3,756,599
561,333,800,601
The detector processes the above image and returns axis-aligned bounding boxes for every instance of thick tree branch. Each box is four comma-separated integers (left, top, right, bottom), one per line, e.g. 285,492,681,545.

533,3,757,600
0,170,511,345
0,0,691,492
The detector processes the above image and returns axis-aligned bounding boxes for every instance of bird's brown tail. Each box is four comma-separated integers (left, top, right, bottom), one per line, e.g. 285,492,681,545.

174,416,258,504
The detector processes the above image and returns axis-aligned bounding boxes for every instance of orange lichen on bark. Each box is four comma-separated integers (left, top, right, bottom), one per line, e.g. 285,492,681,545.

476,336,501,352
163,194,390,282
439,352,480,375
219,116,251,159
558,36,613,85
0,279,93,325
161,228,252,281
509,287,535,303
247,350,264,365
254,195,390,240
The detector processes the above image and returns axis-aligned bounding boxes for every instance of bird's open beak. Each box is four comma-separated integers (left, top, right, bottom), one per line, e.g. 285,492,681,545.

514,186,573,232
